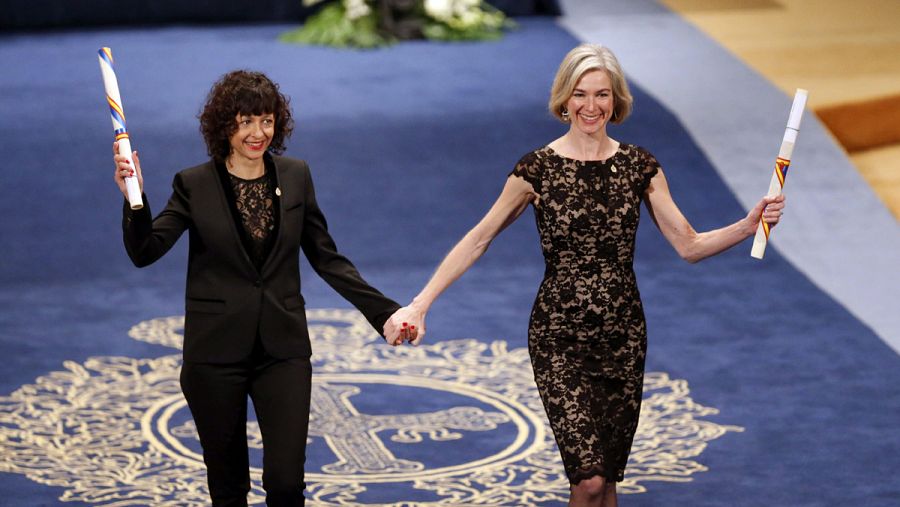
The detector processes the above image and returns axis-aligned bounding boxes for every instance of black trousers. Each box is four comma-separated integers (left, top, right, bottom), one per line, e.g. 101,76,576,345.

180,347,312,507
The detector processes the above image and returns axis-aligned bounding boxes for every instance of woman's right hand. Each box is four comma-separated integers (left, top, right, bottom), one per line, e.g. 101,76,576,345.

113,141,144,198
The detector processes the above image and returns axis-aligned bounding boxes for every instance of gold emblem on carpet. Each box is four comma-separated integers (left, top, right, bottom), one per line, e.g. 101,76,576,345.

0,309,742,505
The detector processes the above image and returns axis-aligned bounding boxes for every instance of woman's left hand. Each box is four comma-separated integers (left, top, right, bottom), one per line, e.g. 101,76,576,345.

746,194,786,233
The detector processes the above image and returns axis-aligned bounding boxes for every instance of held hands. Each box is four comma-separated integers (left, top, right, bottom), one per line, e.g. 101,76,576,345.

113,141,144,198
383,305,426,347
745,194,786,234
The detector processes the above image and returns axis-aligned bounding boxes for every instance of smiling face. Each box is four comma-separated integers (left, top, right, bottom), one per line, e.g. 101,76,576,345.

228,113,275,164
565,70,614,136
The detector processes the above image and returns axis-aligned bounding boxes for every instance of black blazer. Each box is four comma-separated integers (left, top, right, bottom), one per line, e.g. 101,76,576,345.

123,154,400,363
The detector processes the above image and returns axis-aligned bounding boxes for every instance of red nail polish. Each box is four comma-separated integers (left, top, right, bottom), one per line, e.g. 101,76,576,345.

410,325,416,330
402,322,408,327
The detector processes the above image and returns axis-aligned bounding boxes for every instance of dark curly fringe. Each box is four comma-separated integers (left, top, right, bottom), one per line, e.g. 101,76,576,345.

198,70,294,163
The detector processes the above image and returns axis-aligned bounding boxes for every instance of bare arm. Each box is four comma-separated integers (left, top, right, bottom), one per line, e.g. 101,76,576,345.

644,169,785,263
385,175,537,344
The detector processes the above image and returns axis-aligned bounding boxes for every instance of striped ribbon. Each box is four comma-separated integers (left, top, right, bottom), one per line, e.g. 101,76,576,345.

99,48,128,141
762,157,791,239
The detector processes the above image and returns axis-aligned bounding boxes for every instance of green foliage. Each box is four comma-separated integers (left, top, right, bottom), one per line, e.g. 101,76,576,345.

281,1,515,49
424,3,514,41
280,3,390,49
423,17,514,42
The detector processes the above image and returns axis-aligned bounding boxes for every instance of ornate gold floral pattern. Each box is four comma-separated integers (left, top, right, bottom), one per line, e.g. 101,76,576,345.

0,309,741,505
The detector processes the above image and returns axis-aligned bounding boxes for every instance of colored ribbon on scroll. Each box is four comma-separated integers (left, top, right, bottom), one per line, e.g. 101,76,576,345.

751,88,808,259
98,47,143,210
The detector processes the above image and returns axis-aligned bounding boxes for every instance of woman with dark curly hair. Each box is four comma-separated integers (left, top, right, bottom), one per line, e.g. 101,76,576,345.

113,70,404,506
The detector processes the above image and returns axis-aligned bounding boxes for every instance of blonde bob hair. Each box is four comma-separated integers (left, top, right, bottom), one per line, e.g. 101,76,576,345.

548,44,633,124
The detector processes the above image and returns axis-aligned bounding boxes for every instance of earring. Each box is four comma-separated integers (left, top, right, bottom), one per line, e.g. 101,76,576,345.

561,109,570,121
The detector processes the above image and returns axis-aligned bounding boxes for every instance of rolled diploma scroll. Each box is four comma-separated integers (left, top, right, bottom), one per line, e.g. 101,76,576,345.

98,47,143,210
751,88,808,259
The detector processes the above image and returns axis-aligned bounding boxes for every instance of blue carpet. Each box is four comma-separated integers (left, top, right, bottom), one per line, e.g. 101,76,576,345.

1,18,899,506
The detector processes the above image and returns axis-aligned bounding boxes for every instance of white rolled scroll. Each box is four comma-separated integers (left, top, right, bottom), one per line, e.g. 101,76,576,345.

98,47,143,210
751,88,808,259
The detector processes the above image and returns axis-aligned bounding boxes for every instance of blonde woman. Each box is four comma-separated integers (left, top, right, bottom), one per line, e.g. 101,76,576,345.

385,44,784,506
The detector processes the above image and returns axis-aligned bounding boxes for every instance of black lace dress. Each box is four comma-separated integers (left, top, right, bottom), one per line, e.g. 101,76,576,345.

510,144,660,484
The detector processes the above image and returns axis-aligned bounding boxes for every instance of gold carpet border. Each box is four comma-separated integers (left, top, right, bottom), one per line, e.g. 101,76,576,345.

0,309,743,505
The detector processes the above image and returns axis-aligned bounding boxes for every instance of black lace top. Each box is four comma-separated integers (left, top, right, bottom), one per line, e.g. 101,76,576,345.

228,171,275,269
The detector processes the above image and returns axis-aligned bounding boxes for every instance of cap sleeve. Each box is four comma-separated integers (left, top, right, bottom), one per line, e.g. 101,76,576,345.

634,145,661,193
508,150,543,194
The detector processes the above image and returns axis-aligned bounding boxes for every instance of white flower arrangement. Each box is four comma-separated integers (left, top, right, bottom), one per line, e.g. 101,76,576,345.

343,0,371,20
281,0,513,48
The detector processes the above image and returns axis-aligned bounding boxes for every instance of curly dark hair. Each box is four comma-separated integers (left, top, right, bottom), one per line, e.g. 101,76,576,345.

198,70,294,162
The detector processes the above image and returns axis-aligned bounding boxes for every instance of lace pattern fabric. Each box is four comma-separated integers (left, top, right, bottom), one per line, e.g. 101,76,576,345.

229,172,275,268
510,144,660,483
